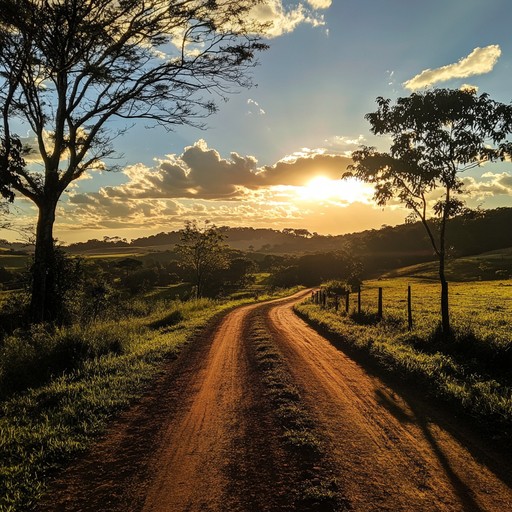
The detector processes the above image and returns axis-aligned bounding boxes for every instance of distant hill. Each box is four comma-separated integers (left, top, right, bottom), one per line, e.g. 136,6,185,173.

385,247,512,282
61,207,512,277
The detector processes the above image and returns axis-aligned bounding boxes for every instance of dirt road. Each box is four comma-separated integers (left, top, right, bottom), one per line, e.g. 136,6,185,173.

40,291,512,511
267,297,512,512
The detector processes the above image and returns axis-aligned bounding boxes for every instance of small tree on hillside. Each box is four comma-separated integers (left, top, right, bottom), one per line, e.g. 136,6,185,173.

176,221,228,298
0,0,267,322
347,88,512,333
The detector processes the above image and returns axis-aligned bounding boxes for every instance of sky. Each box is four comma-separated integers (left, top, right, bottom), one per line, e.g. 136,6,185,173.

4,0,512,243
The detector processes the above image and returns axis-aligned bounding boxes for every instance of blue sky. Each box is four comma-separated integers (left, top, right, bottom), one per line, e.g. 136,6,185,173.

6,0,512,242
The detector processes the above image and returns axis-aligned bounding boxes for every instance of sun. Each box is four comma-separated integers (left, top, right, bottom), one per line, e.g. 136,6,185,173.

298,176,372,203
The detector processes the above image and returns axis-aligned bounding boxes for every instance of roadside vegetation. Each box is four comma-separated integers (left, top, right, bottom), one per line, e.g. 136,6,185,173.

295,276,512,446
2,214,512,509
0,287,300,512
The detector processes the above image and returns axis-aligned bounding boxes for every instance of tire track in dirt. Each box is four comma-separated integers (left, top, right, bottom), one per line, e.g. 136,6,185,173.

38,290,311,512
267,297,512,512
139,294,304,512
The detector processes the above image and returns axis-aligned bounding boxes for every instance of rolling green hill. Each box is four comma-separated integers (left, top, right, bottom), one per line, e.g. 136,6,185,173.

385,247,512,282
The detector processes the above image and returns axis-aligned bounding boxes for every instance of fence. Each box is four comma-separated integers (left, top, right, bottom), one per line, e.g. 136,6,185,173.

311,284,414,330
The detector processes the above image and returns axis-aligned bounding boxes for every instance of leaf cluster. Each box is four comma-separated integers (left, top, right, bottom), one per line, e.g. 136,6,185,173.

0,0,268,199
348,88,512,218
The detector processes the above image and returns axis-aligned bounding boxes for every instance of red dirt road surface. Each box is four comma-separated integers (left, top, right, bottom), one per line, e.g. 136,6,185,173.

40,291,512,511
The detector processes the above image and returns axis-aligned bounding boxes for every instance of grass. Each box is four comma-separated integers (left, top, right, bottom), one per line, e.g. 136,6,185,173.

0,254,29,270
385,247,512,281
356,277,512,349
0,287,300,512
295,277,512,445
248,316,345,511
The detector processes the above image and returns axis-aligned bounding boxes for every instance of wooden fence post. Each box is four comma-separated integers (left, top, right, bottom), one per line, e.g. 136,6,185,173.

345,291,350,313
357,285,361,315
407,285,413,331
334,295,339,312
378,287,383,319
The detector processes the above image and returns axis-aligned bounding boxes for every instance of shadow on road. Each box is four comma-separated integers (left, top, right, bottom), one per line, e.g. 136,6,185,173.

304,317,512,506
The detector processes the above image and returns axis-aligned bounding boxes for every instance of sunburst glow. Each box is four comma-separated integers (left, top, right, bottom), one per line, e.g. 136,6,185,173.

298,176,372,203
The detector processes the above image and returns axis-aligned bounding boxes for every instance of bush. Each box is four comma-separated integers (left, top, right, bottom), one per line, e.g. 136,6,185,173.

322,279,350,295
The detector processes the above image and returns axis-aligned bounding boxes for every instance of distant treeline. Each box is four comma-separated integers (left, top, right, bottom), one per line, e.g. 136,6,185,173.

60,208,512,277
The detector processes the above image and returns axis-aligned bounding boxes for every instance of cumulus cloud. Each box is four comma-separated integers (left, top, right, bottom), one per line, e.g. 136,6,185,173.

256,153,352,187
55,138,400,238
250,0,326,38
89,140,352,202
460,83,479,92
102,140,258,200
65,190,184,231
403,45,501,90
463,172,512,199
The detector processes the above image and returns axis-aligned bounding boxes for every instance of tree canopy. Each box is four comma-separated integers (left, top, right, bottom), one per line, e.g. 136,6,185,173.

0,0,267,322
176,221,229,298
347,88,512,332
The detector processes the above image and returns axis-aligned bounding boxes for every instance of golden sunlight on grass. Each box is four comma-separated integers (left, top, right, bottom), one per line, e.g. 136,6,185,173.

298,176,373,203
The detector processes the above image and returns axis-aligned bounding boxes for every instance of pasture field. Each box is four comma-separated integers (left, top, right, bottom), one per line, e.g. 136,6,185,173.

386,247,512,282
356,277,512,344
296,277,512,445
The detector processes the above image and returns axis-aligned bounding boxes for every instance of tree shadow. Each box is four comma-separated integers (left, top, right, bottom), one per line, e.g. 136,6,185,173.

375,389,486,512
303,318,512,510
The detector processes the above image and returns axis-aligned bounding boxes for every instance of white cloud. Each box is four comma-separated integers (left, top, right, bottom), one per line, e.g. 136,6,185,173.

307,0,332,8
250,1,325,38
463,172,512,199
460,83,479,92
403,45,501,90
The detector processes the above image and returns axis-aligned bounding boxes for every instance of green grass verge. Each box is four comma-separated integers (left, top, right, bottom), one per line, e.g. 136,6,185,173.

0,288,301,512
248,316,346,512
294,299,512,447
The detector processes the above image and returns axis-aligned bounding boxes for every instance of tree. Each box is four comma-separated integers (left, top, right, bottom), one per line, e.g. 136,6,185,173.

347,88,512,333
0,0,267,322
176,221,228,298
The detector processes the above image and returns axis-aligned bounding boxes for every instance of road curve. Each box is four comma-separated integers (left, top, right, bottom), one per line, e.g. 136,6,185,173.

141,290,313,511
268,296,512,512
38,290,311,512
39,290,512,511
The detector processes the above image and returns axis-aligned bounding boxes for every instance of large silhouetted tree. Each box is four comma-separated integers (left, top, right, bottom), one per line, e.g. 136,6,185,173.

0,0,266,322
347,88,512,334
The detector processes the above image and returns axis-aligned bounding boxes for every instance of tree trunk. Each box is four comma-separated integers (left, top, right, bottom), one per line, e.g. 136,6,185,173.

439,252,450,334
30,201,58,323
